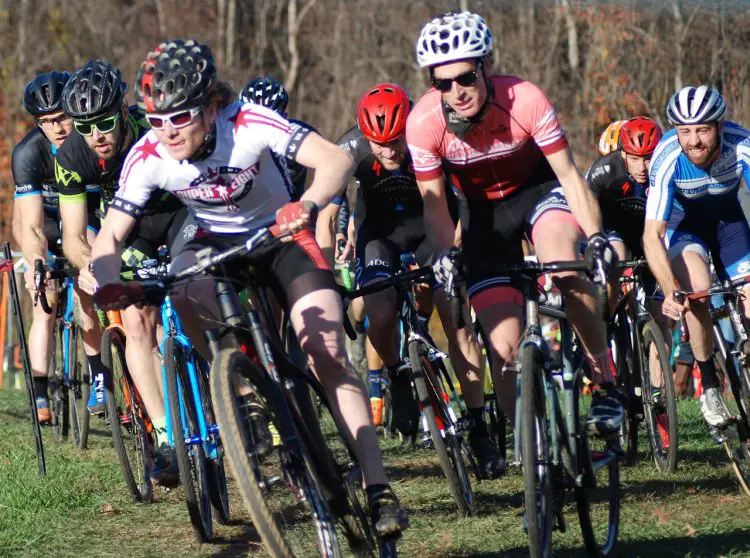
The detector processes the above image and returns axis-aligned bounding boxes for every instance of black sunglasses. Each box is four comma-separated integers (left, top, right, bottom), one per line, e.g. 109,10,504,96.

431,70,479,93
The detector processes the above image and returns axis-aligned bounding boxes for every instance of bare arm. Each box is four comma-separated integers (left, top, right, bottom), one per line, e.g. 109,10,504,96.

643,219,678,297
545,148,602,238
91,209,137,286
17,196,47,265
294,132,355,209
417,175,456,253
60,200,93,270
315,202,340,268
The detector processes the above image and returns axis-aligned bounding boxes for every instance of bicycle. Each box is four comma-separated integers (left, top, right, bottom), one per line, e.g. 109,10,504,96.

160,292,230,541
344,264,477,516
95,226,397,557
609,259,677,473
675,275,750,495
449,251,620,558
34,258,90,450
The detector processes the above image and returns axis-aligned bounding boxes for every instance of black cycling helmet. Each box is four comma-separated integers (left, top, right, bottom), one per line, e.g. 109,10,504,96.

135,39,217,113
62,60,127,121
239,76,289,116
23,71,71,117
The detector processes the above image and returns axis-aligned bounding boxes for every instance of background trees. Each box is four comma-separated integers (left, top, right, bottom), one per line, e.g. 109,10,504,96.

2,0,749,241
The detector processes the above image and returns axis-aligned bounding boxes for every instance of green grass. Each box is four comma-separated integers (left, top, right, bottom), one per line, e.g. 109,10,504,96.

1,389,750,557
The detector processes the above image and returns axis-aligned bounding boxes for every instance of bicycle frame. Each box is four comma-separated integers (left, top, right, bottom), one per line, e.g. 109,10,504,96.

161,296,220,460
60,278,76,385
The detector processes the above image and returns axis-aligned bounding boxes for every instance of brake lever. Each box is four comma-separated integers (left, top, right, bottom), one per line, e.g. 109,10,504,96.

673,290,689,343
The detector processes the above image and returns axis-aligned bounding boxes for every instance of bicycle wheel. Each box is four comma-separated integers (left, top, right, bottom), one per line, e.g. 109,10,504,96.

639,319,678,473
714,352,750,495
575,369,620,556
408,340,475,516
611,310,638,465
194,355,230,525
211,348,341,557
520,343,553,558
102,328,153,503
68,324,90,450
164,337,213,541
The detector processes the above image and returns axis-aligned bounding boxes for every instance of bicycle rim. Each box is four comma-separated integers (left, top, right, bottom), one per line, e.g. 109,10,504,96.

69,324,90,450
640,320,678,473
165,337,213,541
51,324,69,442
611,311,638,465
574,370,620,556
408,340,475,516
210,348,341,557
520,343,553,558
714,352,750,495
103,328,153,503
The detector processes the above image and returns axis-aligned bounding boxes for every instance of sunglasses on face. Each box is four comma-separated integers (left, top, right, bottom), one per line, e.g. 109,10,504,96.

37,114,71,127
146,107,202,130
73,113,120,136
431,69,479,93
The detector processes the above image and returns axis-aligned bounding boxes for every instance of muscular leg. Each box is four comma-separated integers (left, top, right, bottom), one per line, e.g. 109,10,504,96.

291,287,388,487
363,285,400,368
533,217,613,384
120,306,165,420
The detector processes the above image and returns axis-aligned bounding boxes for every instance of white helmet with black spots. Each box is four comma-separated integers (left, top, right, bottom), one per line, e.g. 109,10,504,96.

666,85,727,126
416,11,493,69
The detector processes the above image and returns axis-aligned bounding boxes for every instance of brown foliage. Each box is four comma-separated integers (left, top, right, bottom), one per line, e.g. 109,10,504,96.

1,1,749,241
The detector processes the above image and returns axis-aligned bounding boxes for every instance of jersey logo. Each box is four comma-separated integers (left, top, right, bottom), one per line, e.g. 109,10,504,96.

54,161,82,186
372,160,382,176
98,159,106,171
621,181,632,196
176,164,256,212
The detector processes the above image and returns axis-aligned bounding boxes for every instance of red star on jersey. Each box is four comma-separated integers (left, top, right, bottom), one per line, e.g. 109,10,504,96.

230,108,255,132
132,137,161,164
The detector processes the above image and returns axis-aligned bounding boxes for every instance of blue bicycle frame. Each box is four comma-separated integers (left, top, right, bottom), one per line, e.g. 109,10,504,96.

160,296,220,460
60,277,76,384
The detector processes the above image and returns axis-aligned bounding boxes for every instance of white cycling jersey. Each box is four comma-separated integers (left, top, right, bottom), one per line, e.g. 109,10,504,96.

113,101,311,234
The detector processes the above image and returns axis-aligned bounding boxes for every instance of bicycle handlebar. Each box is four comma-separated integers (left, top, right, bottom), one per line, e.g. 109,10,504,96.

33,259,79,315
94,226,285,311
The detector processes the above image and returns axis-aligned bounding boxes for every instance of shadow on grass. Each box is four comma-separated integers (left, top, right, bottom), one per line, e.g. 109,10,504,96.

621,475,744,499
443,529,750,557
208,520,264,557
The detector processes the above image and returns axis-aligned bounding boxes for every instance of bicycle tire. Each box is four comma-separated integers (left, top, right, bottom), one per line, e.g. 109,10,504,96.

210,348,342,557
408,340,475,517
520,343,553,558
164,337,213,542
574,369,620,556
51,353,69,442
714,351,750,495
639,320,678,473
68,324,90,450
102,328,153,503
194,354,230,525
611,309,638,465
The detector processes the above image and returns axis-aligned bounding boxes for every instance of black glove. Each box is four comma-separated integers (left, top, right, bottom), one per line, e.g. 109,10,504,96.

584,232,617,279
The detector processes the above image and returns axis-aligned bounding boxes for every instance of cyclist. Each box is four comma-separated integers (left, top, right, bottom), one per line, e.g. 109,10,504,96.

56,60,187,483
407,11,624,436
13,70,102,423
331,83,502,476
91,39,408,537
598,120,626,156
644,85,750,428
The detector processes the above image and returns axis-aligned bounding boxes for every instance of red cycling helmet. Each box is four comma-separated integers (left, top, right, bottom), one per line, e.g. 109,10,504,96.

619,116,662,156
357,83,411,143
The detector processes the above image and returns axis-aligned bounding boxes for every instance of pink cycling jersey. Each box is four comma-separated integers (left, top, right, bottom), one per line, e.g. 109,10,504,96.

406,75,568,200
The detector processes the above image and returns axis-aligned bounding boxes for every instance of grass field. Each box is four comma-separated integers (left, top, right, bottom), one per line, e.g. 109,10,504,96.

1,389,750,557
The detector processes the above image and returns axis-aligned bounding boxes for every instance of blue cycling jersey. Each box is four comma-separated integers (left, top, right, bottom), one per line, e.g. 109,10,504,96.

646,121,750,222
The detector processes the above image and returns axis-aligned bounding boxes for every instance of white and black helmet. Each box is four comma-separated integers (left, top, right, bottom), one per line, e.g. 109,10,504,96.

666,85,727,126
416,12,493,69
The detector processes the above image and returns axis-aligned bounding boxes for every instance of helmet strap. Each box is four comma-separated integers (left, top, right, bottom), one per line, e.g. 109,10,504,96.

441,62,494,139
189,123,218,163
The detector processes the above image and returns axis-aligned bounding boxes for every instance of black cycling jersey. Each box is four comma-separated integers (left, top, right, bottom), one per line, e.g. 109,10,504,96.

283,118,313,201
13,128,61,212
55,106,180,216
337,126,425,221
585,149,647,251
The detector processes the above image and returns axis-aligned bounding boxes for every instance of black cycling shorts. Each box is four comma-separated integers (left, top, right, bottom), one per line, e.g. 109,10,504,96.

355,216,433,287
182,227,334,310
120,206,192,274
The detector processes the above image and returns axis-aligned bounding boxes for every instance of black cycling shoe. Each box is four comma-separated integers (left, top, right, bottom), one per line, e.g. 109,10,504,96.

469,429,506,479
389,364,420,438
152,443,180,488
586,383,626,437
651,386,666,414
241,395,273,458
368,486,409,539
